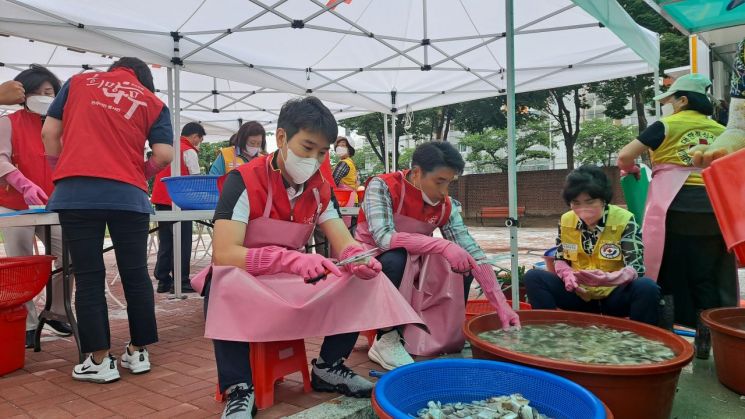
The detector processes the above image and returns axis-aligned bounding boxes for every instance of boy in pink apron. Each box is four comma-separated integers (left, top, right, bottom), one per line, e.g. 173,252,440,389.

193,97,423,419
524,167,659,326
618,74,738,359
355,142,520,370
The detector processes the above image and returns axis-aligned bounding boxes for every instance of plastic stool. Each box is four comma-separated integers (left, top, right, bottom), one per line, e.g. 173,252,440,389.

361,330,377,347
214,340,312,409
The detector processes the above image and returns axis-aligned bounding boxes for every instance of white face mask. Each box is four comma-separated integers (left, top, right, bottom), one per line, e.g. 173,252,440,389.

26,95,54,115
422,191,441,206
281,146,320,185
661,103,675,117
335,146,348,156
245,146,261,157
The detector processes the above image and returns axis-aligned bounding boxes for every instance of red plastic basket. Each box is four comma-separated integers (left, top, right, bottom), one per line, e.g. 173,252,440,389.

465,299,532,321
0,255,56,310
0,305,28,376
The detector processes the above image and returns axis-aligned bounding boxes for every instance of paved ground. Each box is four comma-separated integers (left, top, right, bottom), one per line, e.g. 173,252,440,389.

1,226,744,418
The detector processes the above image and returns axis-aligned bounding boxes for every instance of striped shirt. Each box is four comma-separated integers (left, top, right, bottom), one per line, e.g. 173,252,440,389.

361,177,486,261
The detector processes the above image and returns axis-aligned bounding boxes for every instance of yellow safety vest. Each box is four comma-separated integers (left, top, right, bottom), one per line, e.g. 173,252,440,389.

338,157,358,189
559,205,632,301
654,110,725,186
220,147,249,173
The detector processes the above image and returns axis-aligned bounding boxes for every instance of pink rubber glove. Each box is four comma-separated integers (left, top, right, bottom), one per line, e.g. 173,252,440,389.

4,170,47,205
473,264,520,330
575,267,638,287
45,155,59,172
620,164,640,180
554,260,579,292
143,158,166,180
339,245,381,280
390,232,478,273
245,246,342,279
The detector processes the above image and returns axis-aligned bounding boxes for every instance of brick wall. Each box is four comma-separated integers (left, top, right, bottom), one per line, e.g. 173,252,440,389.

450,167,626,218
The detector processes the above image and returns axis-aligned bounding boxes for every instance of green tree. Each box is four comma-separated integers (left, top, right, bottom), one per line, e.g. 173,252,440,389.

198,140,229,173
460,120,551,173
536,86,589,169
588,1,690,133
340,110,443,171
576,119,636,167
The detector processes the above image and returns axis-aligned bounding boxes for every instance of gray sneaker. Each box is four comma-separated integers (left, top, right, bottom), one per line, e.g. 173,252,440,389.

221,383,255,419
311,358,373,398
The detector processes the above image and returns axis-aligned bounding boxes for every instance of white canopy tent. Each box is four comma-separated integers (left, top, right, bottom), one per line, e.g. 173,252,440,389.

0,35,369,137
0,0,659,301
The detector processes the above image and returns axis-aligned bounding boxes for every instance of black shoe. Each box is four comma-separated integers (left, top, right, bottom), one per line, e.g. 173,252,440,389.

156,280,173,294
25,330,35,349
44,320,73,337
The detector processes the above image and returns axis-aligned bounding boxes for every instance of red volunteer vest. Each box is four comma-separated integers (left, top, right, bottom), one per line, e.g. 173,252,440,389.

0,109,55,210
150,137,198,206
53,68,165,191
238,152,331,224
357,170,452,227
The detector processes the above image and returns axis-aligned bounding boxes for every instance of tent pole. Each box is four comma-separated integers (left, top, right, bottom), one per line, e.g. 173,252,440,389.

166,67,174,124
506,0,520,311
384,113,390,172
392,114,397,171
172,35,184,299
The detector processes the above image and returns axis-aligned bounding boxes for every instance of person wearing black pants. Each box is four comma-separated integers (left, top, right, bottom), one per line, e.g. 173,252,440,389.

150,122,206,293
524,269,660,325
203,280,360,397
59,210,158,352
42,57,173,383
524,166,659,327
153,204,194,293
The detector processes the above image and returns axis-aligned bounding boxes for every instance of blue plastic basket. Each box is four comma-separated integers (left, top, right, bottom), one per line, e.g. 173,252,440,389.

161,175,220,210
374,359,606,419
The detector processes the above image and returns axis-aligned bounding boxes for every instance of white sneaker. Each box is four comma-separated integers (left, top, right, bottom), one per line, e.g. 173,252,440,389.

121,344,151,374
72,354,120,383
367,330,415,371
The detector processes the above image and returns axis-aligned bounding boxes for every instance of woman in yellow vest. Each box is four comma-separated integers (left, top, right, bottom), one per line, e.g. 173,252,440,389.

208,121,266,175
617,74,736,359
524,166,659,325
332,137,358,189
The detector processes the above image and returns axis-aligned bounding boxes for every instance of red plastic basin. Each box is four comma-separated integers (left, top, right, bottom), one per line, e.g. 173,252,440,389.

464,310,694,419
701,307,745,395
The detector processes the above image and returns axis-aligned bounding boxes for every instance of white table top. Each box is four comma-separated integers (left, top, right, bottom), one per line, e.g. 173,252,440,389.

0,207,359,228
0,210,216,228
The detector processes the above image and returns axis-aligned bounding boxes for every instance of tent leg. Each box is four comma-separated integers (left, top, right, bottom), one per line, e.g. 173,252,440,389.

506,0,520,311
383,113,390,173
172,40,184,300
391,114,397,171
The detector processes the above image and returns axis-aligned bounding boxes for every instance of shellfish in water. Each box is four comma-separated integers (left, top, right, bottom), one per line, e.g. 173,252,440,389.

415,394,551,419
477,323,675,365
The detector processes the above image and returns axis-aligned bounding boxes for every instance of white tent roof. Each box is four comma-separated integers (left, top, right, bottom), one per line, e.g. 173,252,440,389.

0,35,369,137
0,0,659,115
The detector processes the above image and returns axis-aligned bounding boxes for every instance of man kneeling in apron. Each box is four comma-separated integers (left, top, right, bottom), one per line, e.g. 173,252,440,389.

192,97,422,419
355,142,521,370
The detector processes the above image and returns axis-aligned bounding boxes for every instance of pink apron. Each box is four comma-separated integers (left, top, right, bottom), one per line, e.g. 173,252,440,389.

355,180,466,356
337,184,357,228
642,164,698,280
192,161,423,343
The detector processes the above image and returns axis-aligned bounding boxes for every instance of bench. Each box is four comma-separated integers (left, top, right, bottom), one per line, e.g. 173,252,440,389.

479,206,526,225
